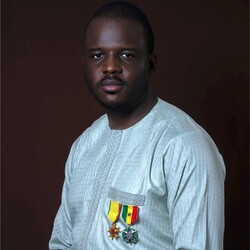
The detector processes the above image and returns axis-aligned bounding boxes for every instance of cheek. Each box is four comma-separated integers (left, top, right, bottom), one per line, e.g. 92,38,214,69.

124,62,149,79
127,65,150,83
84,63,101,82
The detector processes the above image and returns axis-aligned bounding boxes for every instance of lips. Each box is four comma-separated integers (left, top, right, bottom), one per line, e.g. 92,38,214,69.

100,79,124,93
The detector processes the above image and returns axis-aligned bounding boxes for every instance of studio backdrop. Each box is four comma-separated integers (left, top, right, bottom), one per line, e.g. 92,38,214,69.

2,0,249,249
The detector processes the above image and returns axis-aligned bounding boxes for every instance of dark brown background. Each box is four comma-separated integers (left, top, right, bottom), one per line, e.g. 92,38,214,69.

2,0,249,249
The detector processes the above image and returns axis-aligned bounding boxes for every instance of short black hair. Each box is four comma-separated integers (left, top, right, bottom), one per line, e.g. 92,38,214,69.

85,1,154,54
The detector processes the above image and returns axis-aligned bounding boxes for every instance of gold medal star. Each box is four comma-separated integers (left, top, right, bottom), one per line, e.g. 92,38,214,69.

108,223,120,240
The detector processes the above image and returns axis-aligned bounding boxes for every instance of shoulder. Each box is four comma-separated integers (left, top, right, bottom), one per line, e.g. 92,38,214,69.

154,99,225,171
68,114,109,158
154,98,203,136
145,99,209,149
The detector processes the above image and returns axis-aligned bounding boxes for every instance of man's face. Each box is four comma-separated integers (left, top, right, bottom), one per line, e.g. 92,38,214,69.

83,17,153,112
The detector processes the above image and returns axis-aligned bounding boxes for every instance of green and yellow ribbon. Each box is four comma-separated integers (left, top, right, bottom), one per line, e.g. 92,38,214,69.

107,200,122,223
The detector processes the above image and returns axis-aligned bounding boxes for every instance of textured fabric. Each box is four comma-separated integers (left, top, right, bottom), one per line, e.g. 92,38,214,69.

49,98,225,250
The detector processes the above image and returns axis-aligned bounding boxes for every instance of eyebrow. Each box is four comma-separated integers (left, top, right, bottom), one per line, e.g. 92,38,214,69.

88,47,138,52
88,48,102,52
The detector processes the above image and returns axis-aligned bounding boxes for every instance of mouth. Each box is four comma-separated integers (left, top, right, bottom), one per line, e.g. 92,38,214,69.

100,79,124,93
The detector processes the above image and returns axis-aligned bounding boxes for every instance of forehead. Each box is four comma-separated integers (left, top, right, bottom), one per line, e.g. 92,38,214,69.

84,17,146,50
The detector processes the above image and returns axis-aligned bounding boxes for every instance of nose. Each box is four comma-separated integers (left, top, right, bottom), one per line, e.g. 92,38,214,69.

102,55,122,74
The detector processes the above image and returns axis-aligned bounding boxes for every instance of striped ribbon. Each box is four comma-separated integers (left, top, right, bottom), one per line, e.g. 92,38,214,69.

122,205,138,225
107,200,122,223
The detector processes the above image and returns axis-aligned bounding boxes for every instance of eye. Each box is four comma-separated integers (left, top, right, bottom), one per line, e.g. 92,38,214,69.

92,53,104,60
120,53,134,60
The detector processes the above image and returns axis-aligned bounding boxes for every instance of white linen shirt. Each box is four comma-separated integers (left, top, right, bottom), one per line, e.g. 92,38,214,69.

49,98,225,250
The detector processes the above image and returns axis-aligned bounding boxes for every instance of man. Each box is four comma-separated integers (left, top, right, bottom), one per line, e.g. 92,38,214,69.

49,1,225,249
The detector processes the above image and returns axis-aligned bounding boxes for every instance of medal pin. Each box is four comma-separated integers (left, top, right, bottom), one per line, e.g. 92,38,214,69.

107,200,122,240
121,205,139,244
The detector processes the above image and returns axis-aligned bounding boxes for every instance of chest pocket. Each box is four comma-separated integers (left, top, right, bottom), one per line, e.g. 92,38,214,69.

108,187,146,206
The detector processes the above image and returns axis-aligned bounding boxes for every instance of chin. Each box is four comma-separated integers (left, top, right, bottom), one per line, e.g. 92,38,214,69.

101,101,126,112
101,97,144,113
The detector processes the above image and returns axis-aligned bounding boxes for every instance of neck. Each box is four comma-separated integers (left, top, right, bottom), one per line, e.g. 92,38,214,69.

107,90,157,130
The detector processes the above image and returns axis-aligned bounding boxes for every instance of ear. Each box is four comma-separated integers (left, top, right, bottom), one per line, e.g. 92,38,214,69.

149,55,157,73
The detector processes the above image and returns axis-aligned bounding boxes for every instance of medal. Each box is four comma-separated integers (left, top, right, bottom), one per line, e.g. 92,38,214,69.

107,200,121,240
108,223,120,240
122,227,139,244
121,205,139,244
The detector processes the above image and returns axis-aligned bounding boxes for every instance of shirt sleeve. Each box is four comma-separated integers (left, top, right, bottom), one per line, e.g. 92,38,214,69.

165,131,225,250
49,137,81,250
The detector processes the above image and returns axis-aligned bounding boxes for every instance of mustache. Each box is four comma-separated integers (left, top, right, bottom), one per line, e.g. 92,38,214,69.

97,75,126,87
